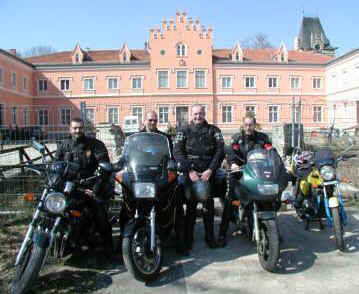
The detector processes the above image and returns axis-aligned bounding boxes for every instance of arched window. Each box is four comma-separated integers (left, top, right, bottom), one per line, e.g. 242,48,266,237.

176,44,186,56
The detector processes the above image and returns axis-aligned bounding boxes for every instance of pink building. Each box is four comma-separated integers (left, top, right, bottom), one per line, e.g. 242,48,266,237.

0,12,334,136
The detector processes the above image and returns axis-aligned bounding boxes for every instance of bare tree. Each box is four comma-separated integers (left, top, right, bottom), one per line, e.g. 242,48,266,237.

22,45,57,57
241,33,274,49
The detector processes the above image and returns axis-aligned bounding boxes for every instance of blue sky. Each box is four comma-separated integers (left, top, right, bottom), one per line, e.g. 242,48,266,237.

1,0,357,57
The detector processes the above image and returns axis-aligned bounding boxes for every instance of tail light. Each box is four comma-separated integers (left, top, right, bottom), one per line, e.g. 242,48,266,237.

70,210,81,217
232,200,241,206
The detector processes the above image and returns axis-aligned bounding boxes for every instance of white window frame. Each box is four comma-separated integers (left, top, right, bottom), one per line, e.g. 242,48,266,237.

268,105,280,123
176,43,187,57
108,107,119,124
222,105,232,123
313,105,323,122
244,76,256,88
60,78,70,91
312,77,322,89
132,106,143,123
12,107,17,125
12,72,17,89
38,109,49,126
290,76,301,89
159,106,169,124
245,105,256,117
60,108,71,125
83,78,95,91
131,76,143,90
268,76,279,88
107,77,119,90
84,108,95,125
176,70,188,88
23,108,29,126
221,76,233,89
38,79,48,93
157,70,169,89
195,69,206,88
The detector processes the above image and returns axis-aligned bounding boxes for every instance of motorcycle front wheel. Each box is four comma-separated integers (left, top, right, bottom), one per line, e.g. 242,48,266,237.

10,242,47,294
331,207,345,251
257,219,280,272
122,225,163,282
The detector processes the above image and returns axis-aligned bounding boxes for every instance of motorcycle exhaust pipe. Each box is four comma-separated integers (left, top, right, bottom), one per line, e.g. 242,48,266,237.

253,203,260,243
150,207,156,251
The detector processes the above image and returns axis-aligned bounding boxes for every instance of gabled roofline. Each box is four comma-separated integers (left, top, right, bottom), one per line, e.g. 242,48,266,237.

0,49,35,68
326,48,359,66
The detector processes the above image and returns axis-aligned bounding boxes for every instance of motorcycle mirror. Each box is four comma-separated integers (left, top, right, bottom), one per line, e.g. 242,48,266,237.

32,138,45,154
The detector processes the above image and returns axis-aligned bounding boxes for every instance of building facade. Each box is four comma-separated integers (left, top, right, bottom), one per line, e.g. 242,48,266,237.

0,12,345,136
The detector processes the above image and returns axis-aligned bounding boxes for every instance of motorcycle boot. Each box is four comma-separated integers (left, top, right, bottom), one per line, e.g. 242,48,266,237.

175,202,189,256
203,198,218,249
185,199,197,250
218,199,232,247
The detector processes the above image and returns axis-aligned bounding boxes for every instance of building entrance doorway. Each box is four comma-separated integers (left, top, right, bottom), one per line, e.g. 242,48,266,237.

176,106,188,129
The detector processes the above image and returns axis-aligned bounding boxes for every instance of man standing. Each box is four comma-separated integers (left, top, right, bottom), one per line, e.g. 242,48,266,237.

55,117,114,257
174,104,225,250
217,113,271,247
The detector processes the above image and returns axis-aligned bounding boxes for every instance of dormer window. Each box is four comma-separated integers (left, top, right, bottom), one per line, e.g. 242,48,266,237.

75,54,80,63
176,44,186,56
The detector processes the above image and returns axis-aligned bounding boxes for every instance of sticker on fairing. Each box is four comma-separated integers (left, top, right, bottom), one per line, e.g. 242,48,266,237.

328,197,339,208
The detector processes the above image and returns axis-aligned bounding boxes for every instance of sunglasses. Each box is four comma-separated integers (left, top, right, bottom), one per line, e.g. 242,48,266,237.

148,119,158,122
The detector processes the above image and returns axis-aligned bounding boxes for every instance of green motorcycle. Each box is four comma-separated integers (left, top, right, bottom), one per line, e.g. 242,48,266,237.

230,148,288,272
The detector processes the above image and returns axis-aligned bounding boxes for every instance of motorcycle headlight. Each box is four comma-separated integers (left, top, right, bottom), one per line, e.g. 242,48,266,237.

257,184,279,195
320,165,336,181
44,192,66,214
133,183,156,198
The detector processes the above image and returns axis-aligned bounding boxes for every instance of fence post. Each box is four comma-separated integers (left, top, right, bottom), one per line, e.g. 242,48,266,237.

19,147,25,174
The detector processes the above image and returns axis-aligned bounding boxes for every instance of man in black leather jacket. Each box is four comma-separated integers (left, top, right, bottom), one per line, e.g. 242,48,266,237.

174,104,225,250
55,117,114,257
218,113,271,247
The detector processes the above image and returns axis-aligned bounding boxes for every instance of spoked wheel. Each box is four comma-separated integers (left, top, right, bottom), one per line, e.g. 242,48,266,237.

122,225,163,282
10,242,47,294
257,219,280,272
331,207,345,251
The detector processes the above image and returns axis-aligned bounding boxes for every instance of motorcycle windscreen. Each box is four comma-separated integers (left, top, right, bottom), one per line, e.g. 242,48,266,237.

314,148,335,168
122,132,171,181
246,148,287,185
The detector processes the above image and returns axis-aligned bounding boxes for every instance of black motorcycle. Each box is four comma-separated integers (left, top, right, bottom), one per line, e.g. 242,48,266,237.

11,141,115,294
114,132,179,281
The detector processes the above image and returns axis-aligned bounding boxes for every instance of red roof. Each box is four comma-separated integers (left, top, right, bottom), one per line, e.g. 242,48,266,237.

25,48,332,65
213,48,332,64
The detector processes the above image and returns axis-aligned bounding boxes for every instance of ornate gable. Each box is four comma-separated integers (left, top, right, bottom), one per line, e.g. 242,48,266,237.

231,42,243,62
119,43,131,63
72,43,85,64
276,43,288,62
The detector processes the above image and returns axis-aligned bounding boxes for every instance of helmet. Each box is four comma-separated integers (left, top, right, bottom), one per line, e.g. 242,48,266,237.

293,151,313,171
191,180,211,203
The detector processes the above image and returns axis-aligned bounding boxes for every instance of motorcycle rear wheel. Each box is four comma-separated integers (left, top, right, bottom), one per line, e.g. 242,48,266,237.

10,242,47,294
257,219,280,272
122,225,163,282
331,207,345,251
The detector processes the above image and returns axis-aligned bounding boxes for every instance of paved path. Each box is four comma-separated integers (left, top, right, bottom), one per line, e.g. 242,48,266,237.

29,208,359,294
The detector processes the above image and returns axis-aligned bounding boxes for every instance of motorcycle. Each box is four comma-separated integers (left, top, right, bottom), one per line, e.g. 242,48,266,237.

289,141,356,251
11,140,115,294
114,132,179,282
229,147,288,272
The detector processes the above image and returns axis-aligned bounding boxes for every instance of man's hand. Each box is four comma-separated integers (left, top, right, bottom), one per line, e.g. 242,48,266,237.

189,170,200,182
200,169,212,181
231,163,240,171
84,189,94,198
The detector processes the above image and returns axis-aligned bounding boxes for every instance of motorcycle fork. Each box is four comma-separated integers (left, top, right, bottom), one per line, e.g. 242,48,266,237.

41,217,61,269
323,183,348,226
15,188,48,266
149,207,156,252
253,203,260,243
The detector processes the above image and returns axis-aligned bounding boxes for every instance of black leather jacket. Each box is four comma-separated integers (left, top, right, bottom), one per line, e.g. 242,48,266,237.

227,130,270,166
55,135,110,179
173,121,224,173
